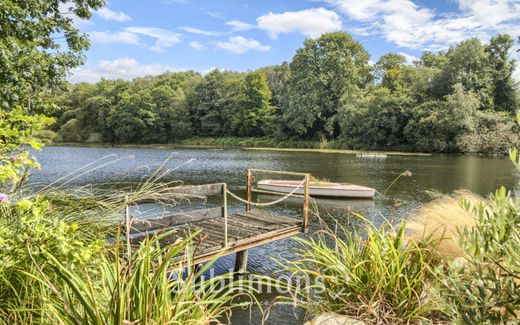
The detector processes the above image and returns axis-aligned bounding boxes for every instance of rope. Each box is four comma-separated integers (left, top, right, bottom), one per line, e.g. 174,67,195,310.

226,179,306,207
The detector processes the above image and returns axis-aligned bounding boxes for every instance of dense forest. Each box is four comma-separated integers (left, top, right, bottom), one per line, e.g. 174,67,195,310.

49,32,520,154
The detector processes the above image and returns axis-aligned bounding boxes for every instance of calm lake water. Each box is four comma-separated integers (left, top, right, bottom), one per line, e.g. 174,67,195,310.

31,145,519,324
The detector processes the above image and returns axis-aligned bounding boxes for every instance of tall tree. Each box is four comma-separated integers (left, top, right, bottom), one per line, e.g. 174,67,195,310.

486,34,518,113
374,53,407,91
0,0,103,188
435,38,493,106
233,71,273,136
282,32,371,139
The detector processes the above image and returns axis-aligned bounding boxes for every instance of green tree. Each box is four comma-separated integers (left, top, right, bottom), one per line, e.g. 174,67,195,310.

374,53,407,91
340,88,412,149
417,51,446,69
486,34,519,113
404,84,479,152
187,70,244,136
107,90,158,143
0,0,103,188
233,71,273,136
435,38,493,106
282,32,371,139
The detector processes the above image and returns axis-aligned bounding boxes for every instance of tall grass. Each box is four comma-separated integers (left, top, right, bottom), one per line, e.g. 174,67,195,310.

35,228,261,325
278,218,441,324
406,191,482,259
0,154,266,324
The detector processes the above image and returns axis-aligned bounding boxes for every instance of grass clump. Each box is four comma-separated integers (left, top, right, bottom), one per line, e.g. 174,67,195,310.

279,219,441,324
38,229,260,325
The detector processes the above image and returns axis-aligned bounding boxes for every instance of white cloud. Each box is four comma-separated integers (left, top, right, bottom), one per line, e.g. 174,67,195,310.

180,26,221,36
96,7,132,22
257,8,342,39
189,41,205,50
68,58,179,83
226,20,255,32
216,36,271,54
89,31,139,45
125,27,181,52
324,0,520,50
398,51,418,65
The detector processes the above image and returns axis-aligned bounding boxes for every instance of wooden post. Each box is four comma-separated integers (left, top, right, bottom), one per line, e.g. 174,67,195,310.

246,169,253,212
234,249,249,273
222,183,228,247
302,174,310,233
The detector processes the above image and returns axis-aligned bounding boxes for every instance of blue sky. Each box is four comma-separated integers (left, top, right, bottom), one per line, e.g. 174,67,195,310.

67,0,520,83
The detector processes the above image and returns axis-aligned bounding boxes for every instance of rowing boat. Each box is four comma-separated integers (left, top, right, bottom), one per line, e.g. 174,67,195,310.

256,180,376,199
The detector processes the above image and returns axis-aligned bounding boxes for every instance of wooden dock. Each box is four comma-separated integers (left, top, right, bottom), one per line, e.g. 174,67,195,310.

125,169,311,272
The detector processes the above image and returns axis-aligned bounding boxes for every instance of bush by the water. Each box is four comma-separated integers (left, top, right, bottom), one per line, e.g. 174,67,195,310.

279,220,441,324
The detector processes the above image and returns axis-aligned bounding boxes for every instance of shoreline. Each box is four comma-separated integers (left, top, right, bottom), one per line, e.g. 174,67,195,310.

49,140,433,156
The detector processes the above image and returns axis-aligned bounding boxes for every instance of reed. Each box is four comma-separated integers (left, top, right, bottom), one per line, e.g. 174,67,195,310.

35,229,261,325
278,218,441,324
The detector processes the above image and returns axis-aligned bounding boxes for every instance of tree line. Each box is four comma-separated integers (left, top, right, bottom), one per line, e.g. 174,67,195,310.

50,32,520,154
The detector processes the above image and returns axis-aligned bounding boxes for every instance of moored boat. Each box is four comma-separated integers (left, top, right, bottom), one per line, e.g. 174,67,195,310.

257,180,376,199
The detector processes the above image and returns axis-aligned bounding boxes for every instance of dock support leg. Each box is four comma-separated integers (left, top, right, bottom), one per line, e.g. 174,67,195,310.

234,249,249,273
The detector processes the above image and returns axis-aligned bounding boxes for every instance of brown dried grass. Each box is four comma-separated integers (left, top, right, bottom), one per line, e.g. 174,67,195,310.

406,191,485,259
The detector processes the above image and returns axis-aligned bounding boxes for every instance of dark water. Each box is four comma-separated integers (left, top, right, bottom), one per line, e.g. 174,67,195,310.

30,145,520,324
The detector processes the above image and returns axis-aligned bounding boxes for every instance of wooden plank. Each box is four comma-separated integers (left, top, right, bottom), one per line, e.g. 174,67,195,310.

234,211,298,227
237,210,300,224
163,183,225,196
190,225,301,264
129,207,223,233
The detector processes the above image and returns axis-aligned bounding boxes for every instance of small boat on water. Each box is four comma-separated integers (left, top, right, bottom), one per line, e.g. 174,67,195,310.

257,180,376,199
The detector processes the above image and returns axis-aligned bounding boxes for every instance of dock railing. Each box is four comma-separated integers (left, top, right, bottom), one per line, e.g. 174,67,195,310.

245,168,311,232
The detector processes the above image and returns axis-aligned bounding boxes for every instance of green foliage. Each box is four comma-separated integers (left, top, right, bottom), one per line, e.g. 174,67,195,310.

0,196,105,324
486,34,519,113
233,70,274,136
374,53,408,91
282,32,371,139
340,88,412,149
0,0,103,190
457,110,520,154
404,84,479,152
280,221,440,323
49,32,519,154
441,188,520,323
41,230,260,325
435,38,493,106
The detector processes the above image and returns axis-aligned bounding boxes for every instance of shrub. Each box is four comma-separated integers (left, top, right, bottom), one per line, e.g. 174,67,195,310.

440,187,520,323
58,118,86,142
40,229,261,325
0,196,105,324
35,129,57,143
279,221,441,324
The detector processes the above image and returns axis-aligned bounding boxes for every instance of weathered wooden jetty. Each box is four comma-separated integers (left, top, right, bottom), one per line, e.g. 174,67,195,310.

125,169,311,272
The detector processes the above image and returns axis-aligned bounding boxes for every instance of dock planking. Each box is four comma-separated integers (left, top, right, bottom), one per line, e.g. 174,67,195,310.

124,169,311,271
131,210,302,264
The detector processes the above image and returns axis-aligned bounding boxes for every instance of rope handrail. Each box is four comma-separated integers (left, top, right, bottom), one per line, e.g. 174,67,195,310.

226,178,306,207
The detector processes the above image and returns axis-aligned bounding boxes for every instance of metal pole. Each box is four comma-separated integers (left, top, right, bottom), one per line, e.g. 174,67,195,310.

246,169,252,212
302,174,310,232
223,183,228,247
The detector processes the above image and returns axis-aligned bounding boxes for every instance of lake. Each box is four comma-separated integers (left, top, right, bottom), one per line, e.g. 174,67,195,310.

31,145,520,324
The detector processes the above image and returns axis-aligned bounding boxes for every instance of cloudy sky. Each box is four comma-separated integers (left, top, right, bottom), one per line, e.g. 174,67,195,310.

68,0,520,83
